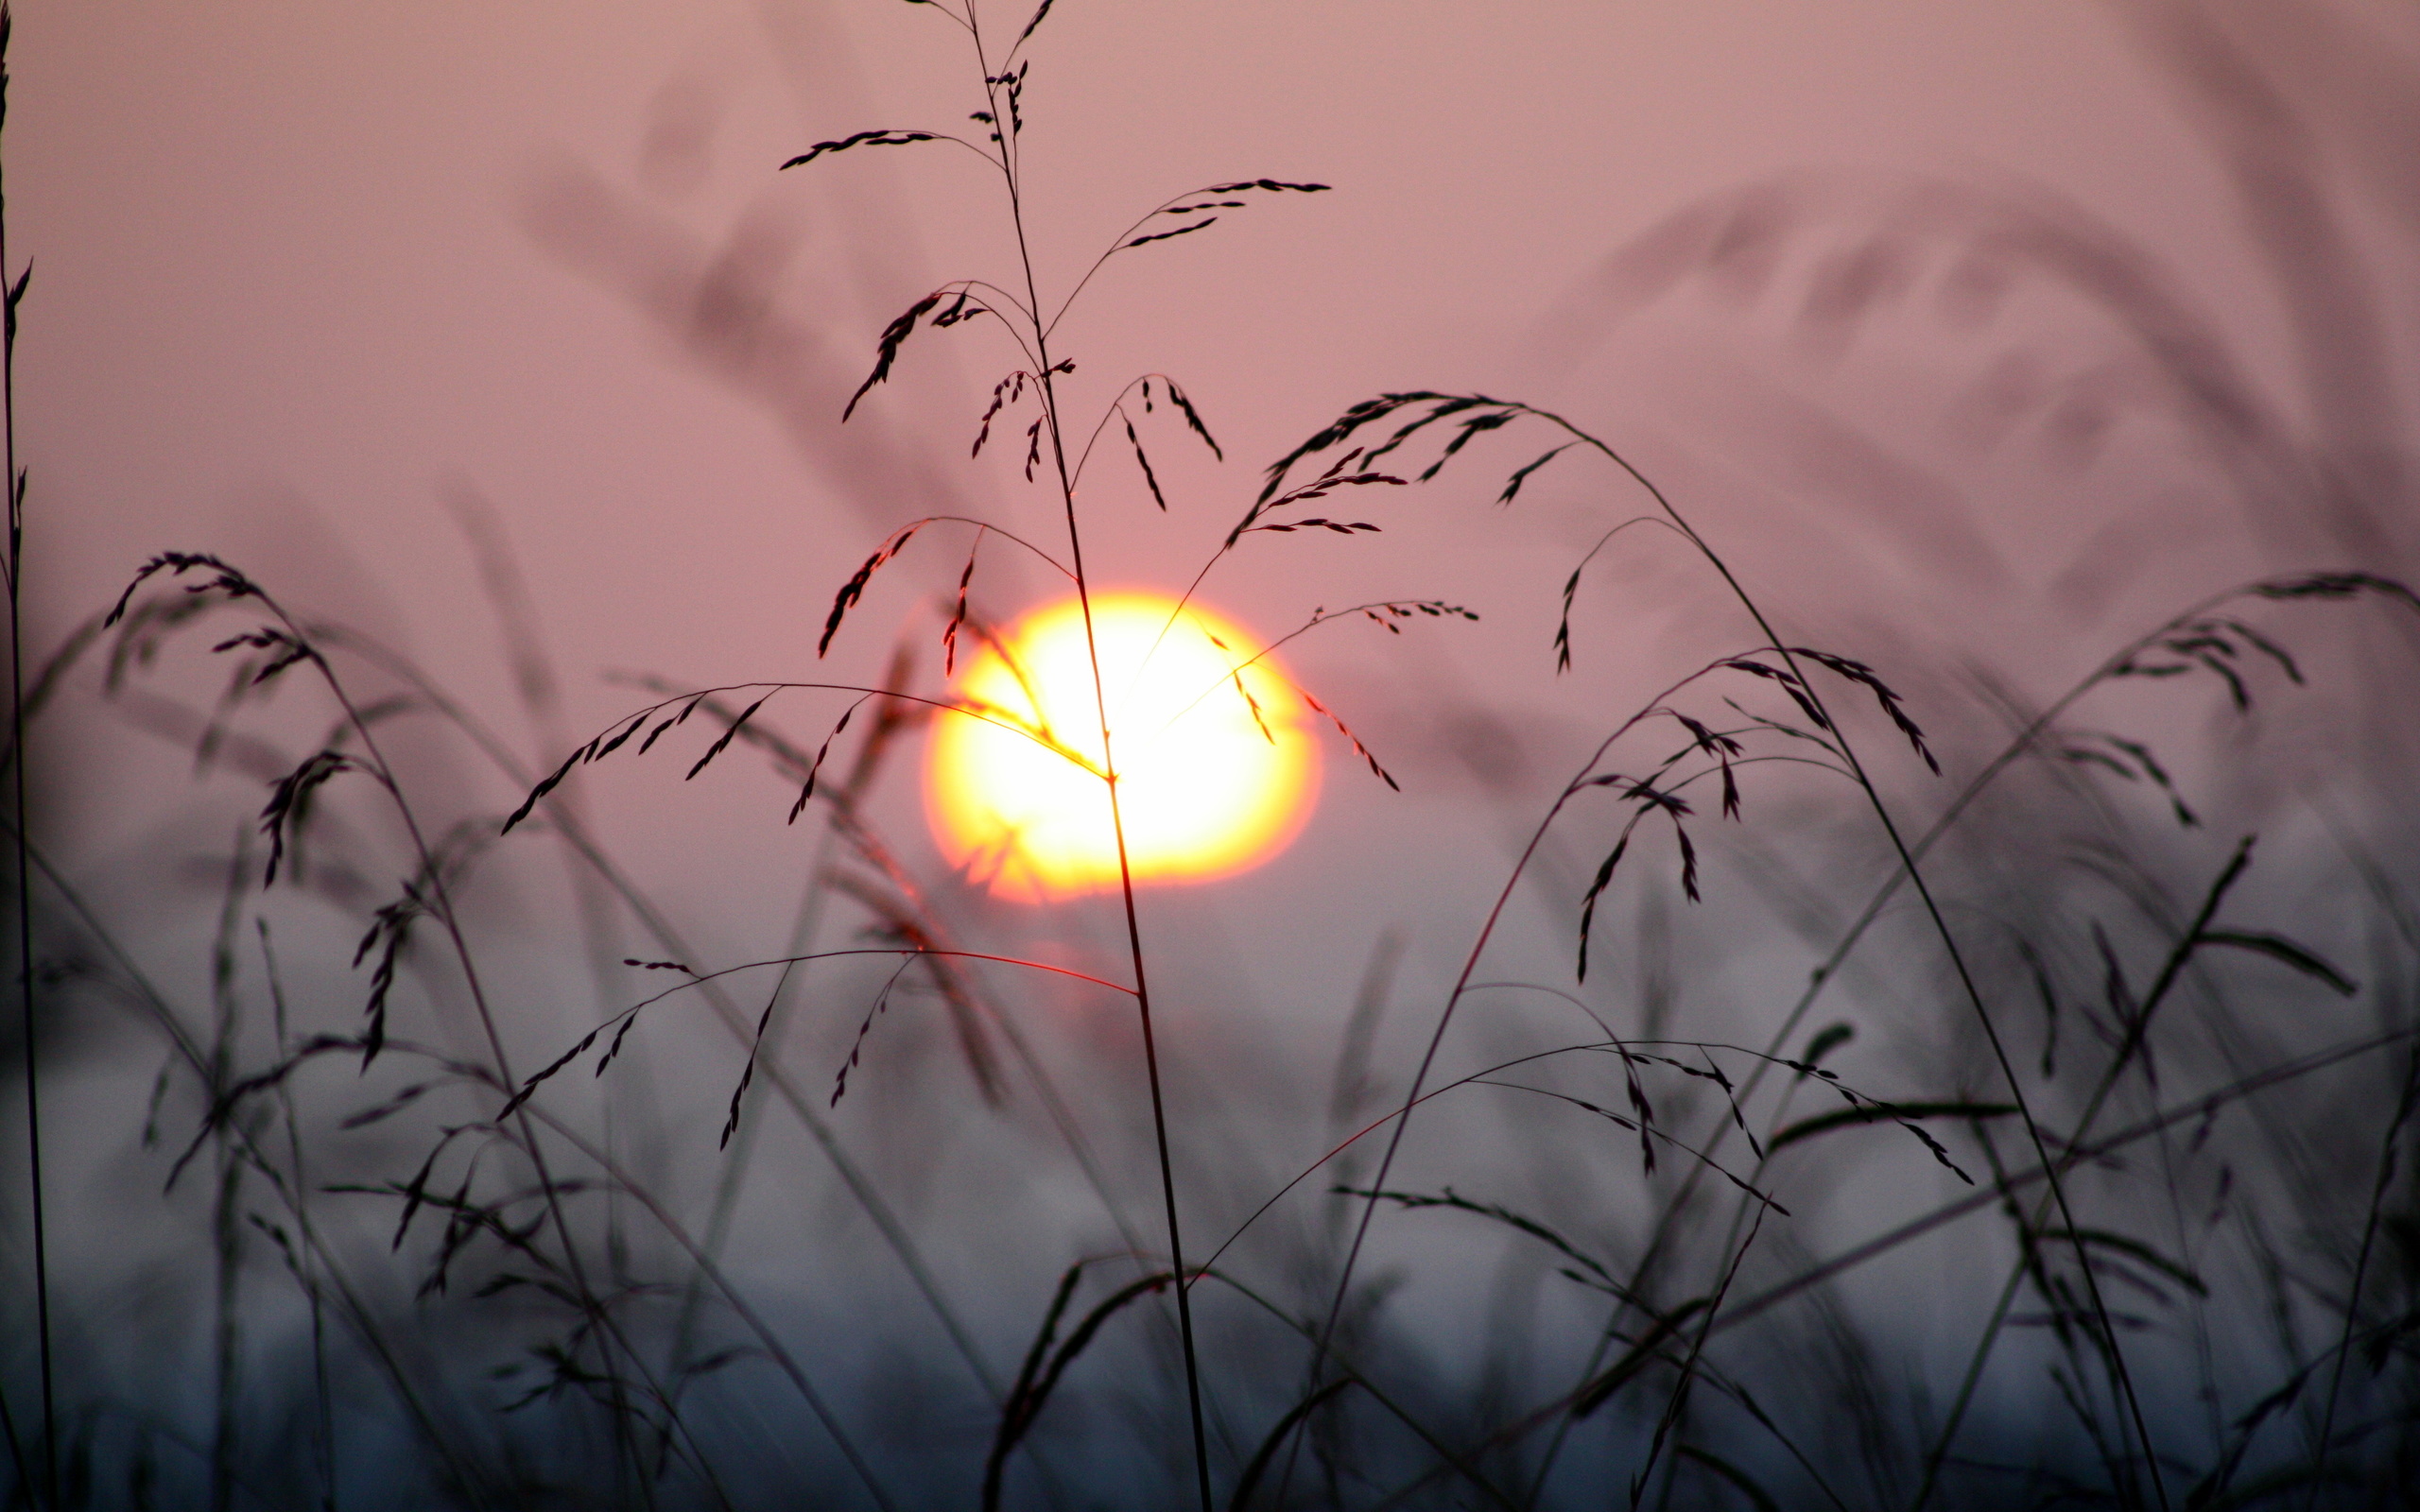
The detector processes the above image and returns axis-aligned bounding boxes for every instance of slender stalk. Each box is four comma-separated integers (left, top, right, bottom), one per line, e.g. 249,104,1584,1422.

207,837,248,1512
259,920,337,1512
0,10,55,1504
955,7,1216,1503
1027,303,1215,1512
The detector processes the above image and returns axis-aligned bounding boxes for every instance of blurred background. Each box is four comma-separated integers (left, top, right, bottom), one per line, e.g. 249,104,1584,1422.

10,0,2420,1505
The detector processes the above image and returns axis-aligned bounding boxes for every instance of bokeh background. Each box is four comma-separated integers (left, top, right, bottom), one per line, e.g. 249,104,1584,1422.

11,1,2420,1506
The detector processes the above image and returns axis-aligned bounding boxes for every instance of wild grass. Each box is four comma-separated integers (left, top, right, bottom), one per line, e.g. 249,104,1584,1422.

0,9,59,1508
10,2,2420,1509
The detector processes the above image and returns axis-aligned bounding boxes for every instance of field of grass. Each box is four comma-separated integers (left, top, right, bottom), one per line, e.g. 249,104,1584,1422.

9,3,2420,1508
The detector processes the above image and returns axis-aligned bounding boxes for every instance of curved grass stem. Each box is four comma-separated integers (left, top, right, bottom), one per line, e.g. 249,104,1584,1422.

1270,397,2172,1508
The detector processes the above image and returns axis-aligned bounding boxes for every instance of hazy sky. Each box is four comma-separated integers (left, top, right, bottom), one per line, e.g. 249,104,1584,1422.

22,0,2420,972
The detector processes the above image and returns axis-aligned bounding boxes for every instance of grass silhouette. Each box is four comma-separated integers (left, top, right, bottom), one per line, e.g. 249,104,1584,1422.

13,3,2420,1508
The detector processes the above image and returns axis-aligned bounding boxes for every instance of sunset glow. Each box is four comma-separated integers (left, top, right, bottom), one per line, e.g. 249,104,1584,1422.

925,592,1319,900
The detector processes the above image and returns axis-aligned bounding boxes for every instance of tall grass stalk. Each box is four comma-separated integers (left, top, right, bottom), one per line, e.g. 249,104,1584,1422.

0,7,56,1506
768,5,1337,1502
258,918,338,1512
962,12,1209,1503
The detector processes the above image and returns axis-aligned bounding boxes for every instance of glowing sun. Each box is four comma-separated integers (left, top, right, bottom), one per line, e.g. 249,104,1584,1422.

925,591,1319,900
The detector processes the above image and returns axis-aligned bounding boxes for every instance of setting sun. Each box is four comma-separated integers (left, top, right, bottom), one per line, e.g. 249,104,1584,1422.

925,592,1319,899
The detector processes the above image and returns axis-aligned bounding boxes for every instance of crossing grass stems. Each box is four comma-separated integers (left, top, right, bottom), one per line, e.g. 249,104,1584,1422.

14,2,2420,1508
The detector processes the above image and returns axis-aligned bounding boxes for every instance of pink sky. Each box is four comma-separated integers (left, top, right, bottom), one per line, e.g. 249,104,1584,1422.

21,0,2420,989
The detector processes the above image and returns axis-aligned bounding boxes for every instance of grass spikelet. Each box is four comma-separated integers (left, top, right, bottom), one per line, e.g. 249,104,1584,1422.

1719,658,1829,731
780,129,942,173
337,1081,432,1131
1575,832,1632,982
1496,441,1577,505
2061,730,2200,827
209,625,318,686
1334,1186,1627,1296
1782,646,1936,773
842,291,946,421
587,710,648,761
683,694,769,780
1797,1022,1854,1076
1299,689,1396,790
787,701,861,823
1765,1102,2019,1156
104,551,261,628
1234,672,1271,743
972,372,1027,456
938,535,978,678
1124,217,1218,250
351,885,424,1069
1164,378,1221,460
1223,451,1405,547
827,961,912,1110
1124,413,1167,509
1012,0,1057,48
982,1270,1178,1512
822,523,925,656
502,745,582,833
721,984,790,1147
259,750,354,885
499,1030,602,1120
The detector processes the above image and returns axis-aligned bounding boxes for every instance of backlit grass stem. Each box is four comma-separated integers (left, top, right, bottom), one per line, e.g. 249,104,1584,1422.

0,10,55,1505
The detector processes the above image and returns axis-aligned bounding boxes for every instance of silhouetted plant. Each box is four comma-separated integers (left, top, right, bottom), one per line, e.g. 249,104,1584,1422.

23,4,2420,1510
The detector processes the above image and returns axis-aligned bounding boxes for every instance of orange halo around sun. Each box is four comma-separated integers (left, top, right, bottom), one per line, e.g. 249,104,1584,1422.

925,591,1320,901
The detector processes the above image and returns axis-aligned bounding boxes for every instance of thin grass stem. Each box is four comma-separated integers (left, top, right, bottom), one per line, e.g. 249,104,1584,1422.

0,12,53,1503
948,5,1219,1499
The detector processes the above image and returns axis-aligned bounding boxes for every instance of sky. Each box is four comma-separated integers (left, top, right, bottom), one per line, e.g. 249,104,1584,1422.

10,0,2414,1054
17,0,2420,1035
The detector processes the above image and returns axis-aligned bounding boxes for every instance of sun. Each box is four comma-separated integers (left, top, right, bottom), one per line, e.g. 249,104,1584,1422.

925,591,1320,900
